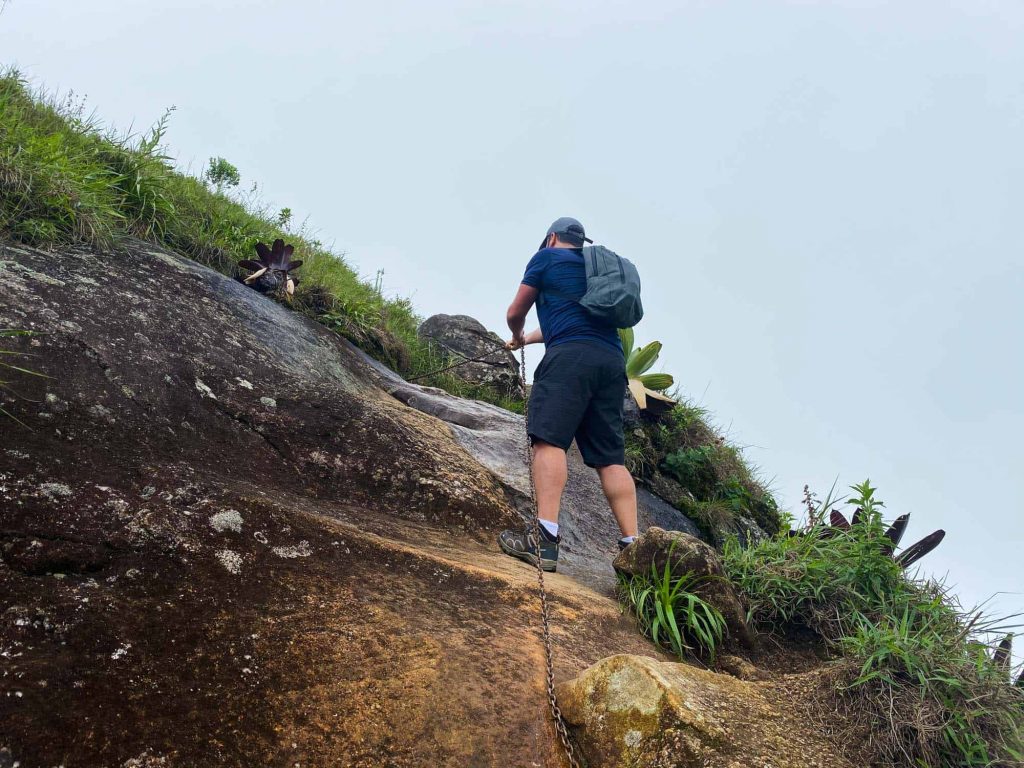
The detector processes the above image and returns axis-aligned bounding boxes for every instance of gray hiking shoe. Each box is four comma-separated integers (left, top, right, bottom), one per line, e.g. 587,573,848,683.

498,525,559,572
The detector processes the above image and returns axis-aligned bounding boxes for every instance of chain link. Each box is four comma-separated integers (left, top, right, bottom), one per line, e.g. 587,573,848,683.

520,346,583,768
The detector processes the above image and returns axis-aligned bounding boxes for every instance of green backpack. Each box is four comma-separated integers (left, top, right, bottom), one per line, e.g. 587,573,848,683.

541,246,644,329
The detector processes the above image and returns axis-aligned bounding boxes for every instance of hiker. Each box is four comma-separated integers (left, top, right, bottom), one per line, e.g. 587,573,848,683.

498,217,640,572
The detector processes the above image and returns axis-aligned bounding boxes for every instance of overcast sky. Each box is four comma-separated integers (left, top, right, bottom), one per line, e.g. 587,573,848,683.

4,1,1021,648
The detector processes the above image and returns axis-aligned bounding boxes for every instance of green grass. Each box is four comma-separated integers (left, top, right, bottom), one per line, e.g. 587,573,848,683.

618,542,727,663
626,398,782,538
0,328,48,425
0,69,523,410
722,481,1024,767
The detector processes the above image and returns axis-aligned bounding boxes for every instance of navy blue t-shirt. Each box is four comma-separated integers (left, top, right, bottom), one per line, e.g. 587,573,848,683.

522,247,623,354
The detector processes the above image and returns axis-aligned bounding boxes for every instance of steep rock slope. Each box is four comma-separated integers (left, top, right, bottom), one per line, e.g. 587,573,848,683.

0,240,841,767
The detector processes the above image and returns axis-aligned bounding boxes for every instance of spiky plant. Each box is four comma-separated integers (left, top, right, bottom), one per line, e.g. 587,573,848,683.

820,509,945,569
237,239,303,299
788,481,946,569
619,327,676,411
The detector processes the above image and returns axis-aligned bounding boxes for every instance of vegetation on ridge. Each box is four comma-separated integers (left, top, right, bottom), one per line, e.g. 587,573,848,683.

0,70,515,409
724,481,1024,767
626,399,781,540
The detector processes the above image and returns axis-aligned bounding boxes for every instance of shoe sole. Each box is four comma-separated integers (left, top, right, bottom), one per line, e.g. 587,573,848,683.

498,537,557,572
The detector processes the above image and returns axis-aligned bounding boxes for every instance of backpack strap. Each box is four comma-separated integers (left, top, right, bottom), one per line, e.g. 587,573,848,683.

536,248,589,307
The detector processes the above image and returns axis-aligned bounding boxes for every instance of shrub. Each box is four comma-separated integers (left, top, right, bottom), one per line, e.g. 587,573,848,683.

641,405,781,538
723,481,1024,767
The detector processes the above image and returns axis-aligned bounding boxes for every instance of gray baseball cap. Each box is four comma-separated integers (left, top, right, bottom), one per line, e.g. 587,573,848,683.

541,216,593,249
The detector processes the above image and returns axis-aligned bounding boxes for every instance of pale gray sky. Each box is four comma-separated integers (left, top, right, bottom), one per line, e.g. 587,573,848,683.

4,1,1021,642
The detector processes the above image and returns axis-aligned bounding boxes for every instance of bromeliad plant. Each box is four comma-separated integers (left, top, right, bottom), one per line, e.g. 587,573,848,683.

619,327,677,412
237,239,303,299
792,481,946,569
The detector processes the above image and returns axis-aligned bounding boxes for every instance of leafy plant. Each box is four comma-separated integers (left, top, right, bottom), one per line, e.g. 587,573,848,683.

619,327,676,411
663,445,718,496
618,541,727,662
203,156,240,192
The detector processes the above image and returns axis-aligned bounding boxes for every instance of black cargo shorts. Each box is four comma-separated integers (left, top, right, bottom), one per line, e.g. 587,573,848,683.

527,341,627,467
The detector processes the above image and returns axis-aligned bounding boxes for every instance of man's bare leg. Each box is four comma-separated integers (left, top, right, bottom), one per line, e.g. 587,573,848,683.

596,464,638,537
533,440,568,526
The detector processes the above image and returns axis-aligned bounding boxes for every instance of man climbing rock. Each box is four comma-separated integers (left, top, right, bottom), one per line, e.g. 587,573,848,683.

498,217,639,572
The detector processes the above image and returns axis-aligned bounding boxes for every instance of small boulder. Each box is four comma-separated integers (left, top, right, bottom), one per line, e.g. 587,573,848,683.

614,527,753,648
556,654,846,768
417,314,524,399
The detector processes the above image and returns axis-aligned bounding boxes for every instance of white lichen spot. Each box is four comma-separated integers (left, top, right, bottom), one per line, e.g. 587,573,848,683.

253,531,269,545
122,751,168,767
110,644,131,660
260,397,277,408
194,379,217,400
88,403,115,423
272,541,312,559
209,509,243,533
217,549,243,574
39,482,72,500
236,378,254,390
105,498,130,514
624,730,644,748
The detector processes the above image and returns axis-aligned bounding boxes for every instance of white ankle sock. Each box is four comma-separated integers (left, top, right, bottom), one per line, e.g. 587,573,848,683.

619,535,636,545
539,519,559,538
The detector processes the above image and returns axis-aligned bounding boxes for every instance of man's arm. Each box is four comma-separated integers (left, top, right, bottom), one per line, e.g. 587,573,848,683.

506,327,543,350
506,283,539,347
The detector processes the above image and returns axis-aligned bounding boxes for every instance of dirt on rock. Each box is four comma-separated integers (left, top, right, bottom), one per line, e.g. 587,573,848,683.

1,240,856,767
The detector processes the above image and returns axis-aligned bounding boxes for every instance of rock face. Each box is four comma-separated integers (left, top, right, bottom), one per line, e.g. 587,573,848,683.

0,239,850,767
556,654,854,768
613,528,753,648
418,313,524,399
364,352,704,592
0,239,683,766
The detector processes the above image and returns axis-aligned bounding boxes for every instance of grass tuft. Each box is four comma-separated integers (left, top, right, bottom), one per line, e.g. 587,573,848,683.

618,544,727,663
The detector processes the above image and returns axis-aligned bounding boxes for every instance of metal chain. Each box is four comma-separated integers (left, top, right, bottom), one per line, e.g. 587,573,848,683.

406,337,513,383
520,346,583,768
406,348,508,382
